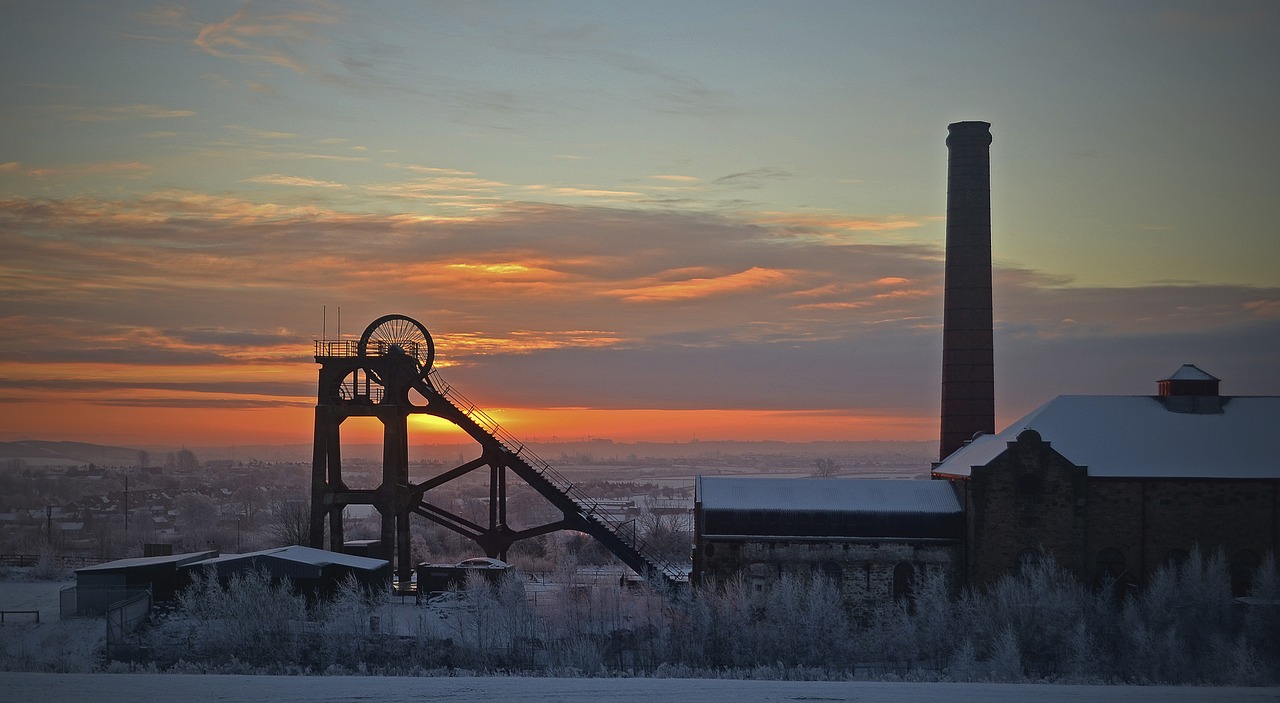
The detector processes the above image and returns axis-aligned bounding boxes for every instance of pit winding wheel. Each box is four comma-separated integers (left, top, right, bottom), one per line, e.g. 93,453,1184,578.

358,313,435,372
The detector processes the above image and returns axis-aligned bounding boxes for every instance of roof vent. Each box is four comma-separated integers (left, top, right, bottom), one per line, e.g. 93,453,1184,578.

1157,364,1222,414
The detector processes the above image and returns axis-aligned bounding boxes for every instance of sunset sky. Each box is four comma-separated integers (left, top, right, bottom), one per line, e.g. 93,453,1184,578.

1,1,1277,448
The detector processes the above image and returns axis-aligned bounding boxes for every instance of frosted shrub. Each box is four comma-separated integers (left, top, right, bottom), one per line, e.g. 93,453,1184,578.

982,557,1090,675
1240,553,1280,683
909,567,958,670
988,625,1023,682
945,638,979,682
165,566,307,667
1121,546,1242,683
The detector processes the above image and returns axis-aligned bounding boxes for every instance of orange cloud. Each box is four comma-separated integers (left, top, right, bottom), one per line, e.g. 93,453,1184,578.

608,267,791,303
1244,299,1280,318
194,5,338,74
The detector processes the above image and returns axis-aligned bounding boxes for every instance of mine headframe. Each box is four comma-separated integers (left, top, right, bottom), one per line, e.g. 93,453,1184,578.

310,314,685,592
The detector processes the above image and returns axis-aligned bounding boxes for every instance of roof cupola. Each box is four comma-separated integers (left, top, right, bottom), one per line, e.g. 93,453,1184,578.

1158,364,1222,413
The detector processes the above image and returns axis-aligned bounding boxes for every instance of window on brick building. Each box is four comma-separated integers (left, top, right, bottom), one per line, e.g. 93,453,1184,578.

1095,548,1125,579
1231,549,1261,596
1015,548,1044,573
892,561,914,601
1094,547,1135,598
818,561,843,590
1162,548,1189,571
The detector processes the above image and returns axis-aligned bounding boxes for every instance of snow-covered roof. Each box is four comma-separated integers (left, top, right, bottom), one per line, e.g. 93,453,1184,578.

697,477,960,514
697,476,962,539
192,545,387,571
76,550,218,573
933,395,1280,479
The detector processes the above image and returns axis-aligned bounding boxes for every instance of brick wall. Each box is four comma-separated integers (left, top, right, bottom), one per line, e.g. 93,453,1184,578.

963,428,1278,591
965,429,1088,587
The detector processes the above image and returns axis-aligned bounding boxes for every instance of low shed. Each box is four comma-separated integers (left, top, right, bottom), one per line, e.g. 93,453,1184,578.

73,550,218,615
694,477,964,617
180,545,390,598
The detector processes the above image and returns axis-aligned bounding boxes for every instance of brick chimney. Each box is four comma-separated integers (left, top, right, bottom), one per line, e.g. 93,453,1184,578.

939,121,995,460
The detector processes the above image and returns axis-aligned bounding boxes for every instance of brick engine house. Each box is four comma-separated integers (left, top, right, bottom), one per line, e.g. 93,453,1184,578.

692,122,1279,610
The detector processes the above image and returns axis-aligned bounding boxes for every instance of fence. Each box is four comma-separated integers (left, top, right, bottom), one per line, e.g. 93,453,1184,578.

106,589,152,646
0,553,109,570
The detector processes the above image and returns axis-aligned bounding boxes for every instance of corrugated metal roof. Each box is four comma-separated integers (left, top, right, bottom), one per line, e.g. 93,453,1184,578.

75,550,217,573
696,477,962,540
933,395,1280,479
192,545,387,571
697,476,961,514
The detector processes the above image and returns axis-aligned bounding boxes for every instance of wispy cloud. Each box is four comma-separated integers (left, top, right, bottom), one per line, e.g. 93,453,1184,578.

245,174,345,188
753,212,926,235
194,4,339,74
608,267,792,303
713,168,793,189
226,125,302,140
27,162,153,179
55,103,194,122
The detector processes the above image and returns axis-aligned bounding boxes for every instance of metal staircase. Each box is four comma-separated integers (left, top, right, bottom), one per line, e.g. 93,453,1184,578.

423,370,687,588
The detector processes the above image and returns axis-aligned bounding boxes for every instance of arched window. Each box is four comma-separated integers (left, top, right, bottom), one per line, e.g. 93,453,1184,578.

1093,548,1133,597
1015,548,1043,574
1231,549,1262,597
1162,548,1189,573
892,561,915,600
819,561,843,588
1095,548,1125,579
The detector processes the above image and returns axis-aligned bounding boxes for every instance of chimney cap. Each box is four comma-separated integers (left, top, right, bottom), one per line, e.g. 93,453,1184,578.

946,121,992,146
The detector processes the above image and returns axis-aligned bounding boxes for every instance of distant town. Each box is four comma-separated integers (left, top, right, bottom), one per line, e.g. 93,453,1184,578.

0,438,932,566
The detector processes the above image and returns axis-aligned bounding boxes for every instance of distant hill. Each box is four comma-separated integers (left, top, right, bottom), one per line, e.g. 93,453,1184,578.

0,440,144,466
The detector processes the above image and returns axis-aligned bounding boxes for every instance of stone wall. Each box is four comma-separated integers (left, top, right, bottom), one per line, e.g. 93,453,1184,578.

696,537,960,621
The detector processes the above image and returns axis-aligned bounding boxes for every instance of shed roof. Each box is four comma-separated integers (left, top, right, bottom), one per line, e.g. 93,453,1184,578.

696,477,962,540
933,395,1280,479
697,476,960,513
190,545,387,573
76,550,218,574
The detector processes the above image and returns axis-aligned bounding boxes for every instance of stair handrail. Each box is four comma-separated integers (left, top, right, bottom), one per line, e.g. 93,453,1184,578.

426,369,686,580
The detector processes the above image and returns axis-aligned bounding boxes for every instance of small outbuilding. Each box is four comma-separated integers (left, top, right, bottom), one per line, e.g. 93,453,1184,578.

416,557,511,594
694,477,963,618
180,545,390,598
73,550,218,615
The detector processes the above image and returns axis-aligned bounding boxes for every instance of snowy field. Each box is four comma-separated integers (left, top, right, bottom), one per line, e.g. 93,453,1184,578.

2,673,1277,703
0,578,71,623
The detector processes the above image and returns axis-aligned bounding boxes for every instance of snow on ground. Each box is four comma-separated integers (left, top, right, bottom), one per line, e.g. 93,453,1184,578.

0,578,71,623
2,672,1277,702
